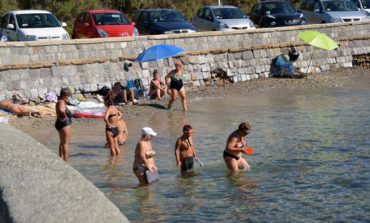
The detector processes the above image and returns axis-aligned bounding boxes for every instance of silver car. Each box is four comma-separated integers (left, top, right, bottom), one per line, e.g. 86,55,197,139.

349,0,370,13
192,5,255,31
300,0,370,23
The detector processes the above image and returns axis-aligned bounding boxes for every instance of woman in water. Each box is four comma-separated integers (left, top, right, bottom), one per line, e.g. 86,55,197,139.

133,127,158,185
55,88,73,161
165,61,187,111
223,122,252,172
104,91,122,156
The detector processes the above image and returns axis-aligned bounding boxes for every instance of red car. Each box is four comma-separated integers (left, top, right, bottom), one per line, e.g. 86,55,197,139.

72,10,138,39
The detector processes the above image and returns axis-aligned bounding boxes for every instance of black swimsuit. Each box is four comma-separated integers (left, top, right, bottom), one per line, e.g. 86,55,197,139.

181,139,195,171
106,127,119,138
55,106,73,131
223,131,246,160
170,74,183,91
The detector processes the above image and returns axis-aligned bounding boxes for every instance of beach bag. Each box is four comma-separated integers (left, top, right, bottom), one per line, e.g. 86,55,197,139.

96,86,110,96
145,169,159,184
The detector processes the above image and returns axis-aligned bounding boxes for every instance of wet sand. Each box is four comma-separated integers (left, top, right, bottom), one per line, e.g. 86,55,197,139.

8,66,370,130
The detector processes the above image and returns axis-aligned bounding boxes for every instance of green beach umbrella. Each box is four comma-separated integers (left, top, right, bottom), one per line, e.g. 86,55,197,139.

299,30,339,74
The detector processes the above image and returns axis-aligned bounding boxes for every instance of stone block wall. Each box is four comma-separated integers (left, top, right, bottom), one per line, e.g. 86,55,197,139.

0,21,369,100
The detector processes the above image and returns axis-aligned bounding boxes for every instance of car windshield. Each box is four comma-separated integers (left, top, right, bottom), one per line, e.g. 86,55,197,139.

16,13,61,28
262,2,296,14
212,7,248,19
362,0,370,8
322,0,359,11
150,10,186,22
92,13,131,25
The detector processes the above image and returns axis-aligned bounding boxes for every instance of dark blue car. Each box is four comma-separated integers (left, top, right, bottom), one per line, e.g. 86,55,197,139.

132,9,196,35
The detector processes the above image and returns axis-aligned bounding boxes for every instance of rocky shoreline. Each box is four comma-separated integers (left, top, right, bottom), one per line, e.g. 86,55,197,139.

8,66,370,130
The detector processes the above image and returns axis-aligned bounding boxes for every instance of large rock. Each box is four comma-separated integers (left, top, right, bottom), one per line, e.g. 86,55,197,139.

0,124,129,223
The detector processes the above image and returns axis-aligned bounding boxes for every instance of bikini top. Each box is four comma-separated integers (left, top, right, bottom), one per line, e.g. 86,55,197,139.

145,150,156,159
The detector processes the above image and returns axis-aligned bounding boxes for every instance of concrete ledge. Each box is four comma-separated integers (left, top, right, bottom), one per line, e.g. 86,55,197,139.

0,124,129,223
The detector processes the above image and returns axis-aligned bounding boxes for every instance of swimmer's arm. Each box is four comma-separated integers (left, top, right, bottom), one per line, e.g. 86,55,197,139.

138,141,151,168
117,109,122,120
56,101,67,121
104,108,111,127
175,139,181,167
226,137,244,152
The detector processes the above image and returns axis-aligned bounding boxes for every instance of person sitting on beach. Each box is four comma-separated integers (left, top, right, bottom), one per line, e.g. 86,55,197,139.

175,124,200,172
165,61,188,111
104,91,122,156
133,127,159,185
271,47,299,78
223,122,252,172
149,69,166,100
0,100,42,117
55,88,73,161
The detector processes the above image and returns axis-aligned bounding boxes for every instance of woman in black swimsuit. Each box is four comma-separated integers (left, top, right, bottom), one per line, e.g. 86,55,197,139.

223,122,252,172
104,91,122,156
55,88,72,161
165,61,188,111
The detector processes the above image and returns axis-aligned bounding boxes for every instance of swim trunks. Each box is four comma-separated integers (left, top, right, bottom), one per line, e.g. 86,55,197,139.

181,157,194,171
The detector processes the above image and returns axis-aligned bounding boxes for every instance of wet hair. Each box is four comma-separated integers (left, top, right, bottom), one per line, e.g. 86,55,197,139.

59,88,72,99
183,124,193,133
104,90,116,106
238,122,252,132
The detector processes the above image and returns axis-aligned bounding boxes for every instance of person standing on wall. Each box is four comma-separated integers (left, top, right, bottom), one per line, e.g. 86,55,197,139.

55,88,73,161
165,61,188,111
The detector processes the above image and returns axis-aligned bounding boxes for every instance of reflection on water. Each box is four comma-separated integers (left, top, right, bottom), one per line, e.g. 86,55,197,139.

22,87,370,222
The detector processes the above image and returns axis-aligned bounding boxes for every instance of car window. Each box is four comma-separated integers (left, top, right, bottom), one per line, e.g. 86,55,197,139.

8,14,16,28
349,0,361,7
203,8,212,20
252,3,262,14
212,7,248,19
92,13,130,25
84,13,91,24
1,14,9,28
322,0,359,11
313,1,322,12
196,8,204,18
361,0,370,8
262,2,296,14
150,10,186,22
76,13,85,24
137,11,149,23
301,0,315,10
16,13,61,28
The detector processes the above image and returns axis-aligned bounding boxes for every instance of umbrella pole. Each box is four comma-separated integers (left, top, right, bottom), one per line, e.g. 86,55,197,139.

306,48,316,75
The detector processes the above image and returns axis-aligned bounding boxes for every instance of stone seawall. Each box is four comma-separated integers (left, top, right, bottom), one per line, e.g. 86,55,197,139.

0,22,369,100
0,124,129,223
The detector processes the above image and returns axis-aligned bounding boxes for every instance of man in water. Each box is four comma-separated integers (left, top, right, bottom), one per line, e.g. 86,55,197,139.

175,124,200,172
223,122,252,172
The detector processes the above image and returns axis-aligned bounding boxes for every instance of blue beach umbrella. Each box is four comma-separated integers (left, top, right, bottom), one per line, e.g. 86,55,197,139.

136,44,185,63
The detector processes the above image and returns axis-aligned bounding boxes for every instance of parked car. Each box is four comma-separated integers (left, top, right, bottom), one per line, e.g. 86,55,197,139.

349,0,370,13
132,8,196,35
250,0,306,28
192,5,255,31
299,0,370,23
72,10,138,39
0,10,69,41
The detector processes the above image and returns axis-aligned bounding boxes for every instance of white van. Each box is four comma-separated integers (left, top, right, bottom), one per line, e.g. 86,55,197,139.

0,10,70,41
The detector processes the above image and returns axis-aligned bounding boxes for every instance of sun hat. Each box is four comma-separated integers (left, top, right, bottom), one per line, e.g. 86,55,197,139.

142,127,157,136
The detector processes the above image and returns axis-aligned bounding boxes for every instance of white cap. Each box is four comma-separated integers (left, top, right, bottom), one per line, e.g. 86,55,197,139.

142,127,157,137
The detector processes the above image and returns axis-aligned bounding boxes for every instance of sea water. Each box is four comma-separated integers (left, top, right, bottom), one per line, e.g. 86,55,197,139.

25,85,370,222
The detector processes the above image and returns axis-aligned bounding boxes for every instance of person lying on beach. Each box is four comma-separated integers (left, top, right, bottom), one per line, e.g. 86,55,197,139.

0,100,42,117
175,124,200,172
149,69,166,100
133,127,159,185
104,91,122,156
223,122,252,172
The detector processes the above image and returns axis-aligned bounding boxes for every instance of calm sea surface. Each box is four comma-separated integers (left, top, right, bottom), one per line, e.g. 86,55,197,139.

24,85,370,222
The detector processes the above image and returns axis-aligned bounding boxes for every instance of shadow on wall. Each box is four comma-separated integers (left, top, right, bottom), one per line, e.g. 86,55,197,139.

0,189,12,223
